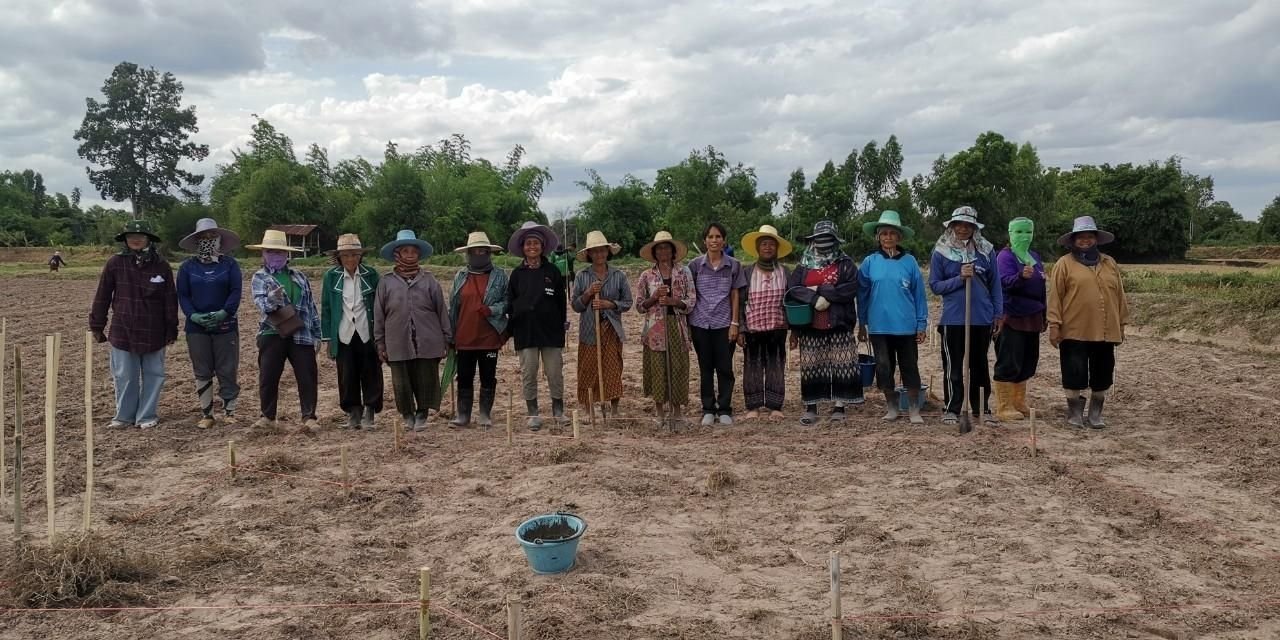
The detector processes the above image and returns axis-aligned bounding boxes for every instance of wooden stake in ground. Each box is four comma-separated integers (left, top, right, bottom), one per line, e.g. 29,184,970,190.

340,445,351,498
84,330,94,531
507,595,522,640
13,347,24,538
228,441,237,482
1,317,7,506
572,409,580,440
506,387,513,446
45,334,58,545
419,566,430,640
1030,408,1038,457
829,551,842,640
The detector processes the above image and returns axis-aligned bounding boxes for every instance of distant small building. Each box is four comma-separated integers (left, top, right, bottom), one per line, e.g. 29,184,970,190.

267,224,321,256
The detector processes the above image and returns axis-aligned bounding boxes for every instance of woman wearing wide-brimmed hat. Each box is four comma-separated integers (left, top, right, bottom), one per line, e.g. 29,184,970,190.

993,217,1046,422
856,211,928,424
786,220,862,426
176,218,242,429
321,234,383,429
374,230,452,432
635,231,696,424
90,219,179,430
929,206,1004,426
447,231,509,428
506,221,567,431
737,224,792,421
1047,216,1128,429
571,230,634,417
247,229,322,431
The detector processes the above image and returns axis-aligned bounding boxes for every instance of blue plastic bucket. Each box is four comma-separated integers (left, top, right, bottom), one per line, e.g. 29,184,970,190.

858,354,876,387
515,513,587,574
896,385,929,411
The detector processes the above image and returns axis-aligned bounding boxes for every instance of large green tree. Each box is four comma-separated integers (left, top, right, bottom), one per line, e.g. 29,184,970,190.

573,170,656,254
651,146,776,248
1258,195,1280,242
74,62,209,217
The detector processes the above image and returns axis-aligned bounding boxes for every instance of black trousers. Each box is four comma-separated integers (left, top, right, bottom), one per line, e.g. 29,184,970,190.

690,326,737,416
938,325,992,415
869,334,922,392
456,349,499,392
994,327,1039,383
1058,340,1116,391
257,334,318,420
336,334,383,412
742,330,786,411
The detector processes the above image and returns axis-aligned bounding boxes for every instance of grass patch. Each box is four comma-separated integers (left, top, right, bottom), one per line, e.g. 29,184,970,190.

705,468,738,493
1121,268,1280,343
3,533,159,608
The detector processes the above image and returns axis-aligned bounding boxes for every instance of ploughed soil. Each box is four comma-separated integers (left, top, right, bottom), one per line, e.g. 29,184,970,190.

2,272,1279,639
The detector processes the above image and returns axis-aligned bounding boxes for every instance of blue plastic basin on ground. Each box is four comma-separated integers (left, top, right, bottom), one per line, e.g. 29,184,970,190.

896,384,930,411
516,513,587,574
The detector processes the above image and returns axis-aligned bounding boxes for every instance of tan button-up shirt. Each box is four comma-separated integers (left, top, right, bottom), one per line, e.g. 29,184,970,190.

1047,254,1129,343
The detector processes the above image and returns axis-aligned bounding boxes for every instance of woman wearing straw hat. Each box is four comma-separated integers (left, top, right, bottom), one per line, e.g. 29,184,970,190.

1047,216,1128,429
90,219,178,429
993,217,1046,422
737,224,792,421
786,220,861,426
177,218,242,429
447,231,509,428
506,221,567,431
635,231,695,425
247,229,322,431
321,234,383,429
929,206,1004,427
856,211,928,424
571,230,634,418
374,230,452,432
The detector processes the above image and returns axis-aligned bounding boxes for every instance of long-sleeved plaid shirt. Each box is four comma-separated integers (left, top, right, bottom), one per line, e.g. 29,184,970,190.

251,266,322,345
89,254,179,354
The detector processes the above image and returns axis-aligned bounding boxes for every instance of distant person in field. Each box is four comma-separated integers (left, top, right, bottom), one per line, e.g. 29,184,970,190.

571,230,633,418
321,234,383,430
635,231,695,425
177,218,242,429
89,219,178,429
48,250,66,272
786,220,862,426
856,211,928,424
447,231,509,429
506,221,567,431
929,206,1004,426
247,229,322,432
738,224,792,422
1047,216,1129,429
993,217,1046,422
375,230,451,432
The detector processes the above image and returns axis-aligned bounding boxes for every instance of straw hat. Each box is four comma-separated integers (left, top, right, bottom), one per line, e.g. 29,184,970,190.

325,233,371,255
507,221,560,256
862,210,915,239
639,230,687,263
179,218,240,252
575,230,621,261
246,229,304,252
740,224,793,258
942,205,984,230
114,218,161,243
454,231,503,253
1057,216,1115,247
380,229,434,261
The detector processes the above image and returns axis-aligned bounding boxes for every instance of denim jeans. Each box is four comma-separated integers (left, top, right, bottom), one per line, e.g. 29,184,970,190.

110,346,167,425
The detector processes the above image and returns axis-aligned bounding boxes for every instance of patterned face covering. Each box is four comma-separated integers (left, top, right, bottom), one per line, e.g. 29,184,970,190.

197,236,221,263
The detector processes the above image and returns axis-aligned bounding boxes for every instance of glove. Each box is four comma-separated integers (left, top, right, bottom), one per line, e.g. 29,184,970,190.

814,296,831,312
205,310,228,327
92,329,108,344
190,312,210,326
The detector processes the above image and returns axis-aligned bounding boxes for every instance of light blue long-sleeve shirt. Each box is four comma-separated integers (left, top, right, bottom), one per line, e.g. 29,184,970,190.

857,250,929,335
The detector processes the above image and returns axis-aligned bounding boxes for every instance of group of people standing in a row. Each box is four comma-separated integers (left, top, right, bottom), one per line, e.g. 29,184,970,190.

88,206,1128,433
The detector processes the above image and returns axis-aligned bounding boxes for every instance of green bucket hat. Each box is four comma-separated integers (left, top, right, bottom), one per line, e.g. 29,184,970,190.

114,218,161,243
862,210,915,239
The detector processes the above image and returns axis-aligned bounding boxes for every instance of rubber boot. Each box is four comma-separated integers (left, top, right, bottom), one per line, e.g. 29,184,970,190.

906,389,924,424
994,381,1024,422
345,408,362,429
1087,390,1107,429
1012,381,1031,415
526,399,542,431
882,389,900,421
361,406,376,429
1065,390,1086,428
476,387,495,428
551,397,565,424
450,386,474,428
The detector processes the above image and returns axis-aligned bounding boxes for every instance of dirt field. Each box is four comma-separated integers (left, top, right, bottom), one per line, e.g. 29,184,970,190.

2,271,1279,639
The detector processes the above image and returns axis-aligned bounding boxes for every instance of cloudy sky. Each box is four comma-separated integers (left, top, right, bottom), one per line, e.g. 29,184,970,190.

2,0,1278,219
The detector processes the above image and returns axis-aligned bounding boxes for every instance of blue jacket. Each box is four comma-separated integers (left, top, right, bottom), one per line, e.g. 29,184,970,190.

928,250,1004,326
176,256,241,334
857,250,928,335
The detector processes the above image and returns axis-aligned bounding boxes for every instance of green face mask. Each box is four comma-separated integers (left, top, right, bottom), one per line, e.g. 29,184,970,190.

1008,218,1034,265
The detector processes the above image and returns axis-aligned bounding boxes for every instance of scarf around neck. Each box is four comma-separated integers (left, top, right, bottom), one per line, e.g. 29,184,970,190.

394,251,421,279
1072,246,1101,267
121,242,158,268
1007,217,1035,266
933,227,994,264
800,235,844,269
196,236,221,264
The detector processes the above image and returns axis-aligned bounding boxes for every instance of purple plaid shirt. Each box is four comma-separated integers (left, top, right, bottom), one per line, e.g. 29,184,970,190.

89,254,179,353
687,254,747,330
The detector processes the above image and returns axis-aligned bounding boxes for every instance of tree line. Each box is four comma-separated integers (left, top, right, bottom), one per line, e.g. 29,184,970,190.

5,61,1280,259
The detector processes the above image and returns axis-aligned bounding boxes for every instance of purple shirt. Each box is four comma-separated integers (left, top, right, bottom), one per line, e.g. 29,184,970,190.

687,254,747,330
996,247,1046,319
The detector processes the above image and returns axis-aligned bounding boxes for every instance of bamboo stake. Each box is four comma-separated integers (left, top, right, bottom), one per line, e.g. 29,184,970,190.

394,415,403,452
84,331,94,531
1,317,6,506
13,348,24,538
572,409,580,440
506,387,513,446
830,551,842,640
228,441,237,482
1030,408,1038,457
419,566,430,640
340,445,351,498
507,595,522,640
45,335,57,546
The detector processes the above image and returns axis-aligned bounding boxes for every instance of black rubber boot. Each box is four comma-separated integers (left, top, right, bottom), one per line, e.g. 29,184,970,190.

527,399,542,431
1065,392,1086,429
345,408,361,429
1087,390,1107,429
450,387,474,428
551,397,565,424
476,387,495,428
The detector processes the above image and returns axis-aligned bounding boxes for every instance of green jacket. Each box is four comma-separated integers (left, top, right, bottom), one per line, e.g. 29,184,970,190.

320,263,380,358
